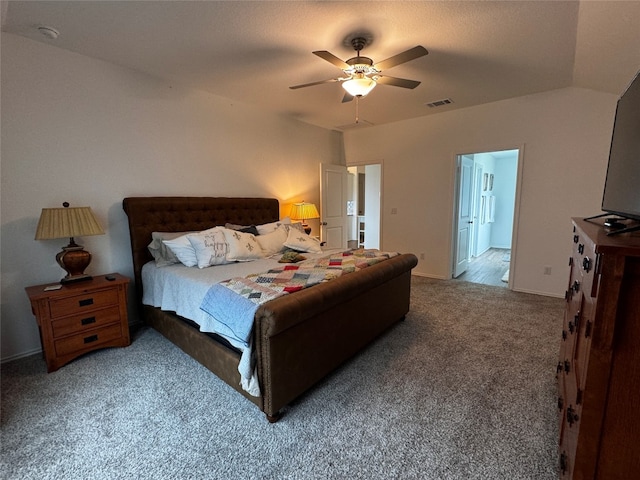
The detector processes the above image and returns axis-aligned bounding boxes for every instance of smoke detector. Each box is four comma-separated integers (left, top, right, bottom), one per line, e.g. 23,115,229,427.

37,26,59,40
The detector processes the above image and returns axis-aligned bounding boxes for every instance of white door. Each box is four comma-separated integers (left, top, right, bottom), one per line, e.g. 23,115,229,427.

453,156,474,277
320,163,348,249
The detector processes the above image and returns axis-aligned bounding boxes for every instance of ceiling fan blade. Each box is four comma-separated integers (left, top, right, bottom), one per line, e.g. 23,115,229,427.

289,78,341,90
313,51,350,70
342,92,354,103
373,46,428,71
375,75,421,89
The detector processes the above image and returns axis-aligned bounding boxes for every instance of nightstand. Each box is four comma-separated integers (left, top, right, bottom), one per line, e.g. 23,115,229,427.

25,273,131,372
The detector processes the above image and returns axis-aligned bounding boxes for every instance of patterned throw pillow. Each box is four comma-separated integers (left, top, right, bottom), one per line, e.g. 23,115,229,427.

221,228,265,262
283,229,322,253
187,228,231,268
256,217,292,235
163,229,211,267
256,224,288,256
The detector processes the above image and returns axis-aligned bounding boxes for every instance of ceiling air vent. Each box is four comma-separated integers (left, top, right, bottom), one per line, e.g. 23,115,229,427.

425,98,453,108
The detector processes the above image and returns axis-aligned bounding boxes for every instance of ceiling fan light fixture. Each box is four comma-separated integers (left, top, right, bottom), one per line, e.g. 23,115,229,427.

342,77,377,97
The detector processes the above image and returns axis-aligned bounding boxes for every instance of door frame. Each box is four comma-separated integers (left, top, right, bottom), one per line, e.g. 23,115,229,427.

450,145,525,288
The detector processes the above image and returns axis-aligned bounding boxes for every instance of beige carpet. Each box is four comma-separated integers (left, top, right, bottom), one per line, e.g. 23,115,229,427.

1,276,564,480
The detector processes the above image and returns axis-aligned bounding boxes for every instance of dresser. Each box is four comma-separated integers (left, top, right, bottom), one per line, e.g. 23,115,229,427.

557,218,640,479
26,273,130,372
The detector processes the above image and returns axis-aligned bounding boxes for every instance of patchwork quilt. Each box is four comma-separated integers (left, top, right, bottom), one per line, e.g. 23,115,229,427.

233,248,396,297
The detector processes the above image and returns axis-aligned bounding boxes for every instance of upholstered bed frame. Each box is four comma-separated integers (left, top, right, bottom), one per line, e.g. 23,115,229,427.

123,196,418,422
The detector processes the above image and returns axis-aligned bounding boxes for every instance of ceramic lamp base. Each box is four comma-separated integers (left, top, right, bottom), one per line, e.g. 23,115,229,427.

56,244,93,284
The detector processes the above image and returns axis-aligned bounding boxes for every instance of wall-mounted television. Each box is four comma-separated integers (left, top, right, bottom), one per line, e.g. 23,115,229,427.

596,69,640,235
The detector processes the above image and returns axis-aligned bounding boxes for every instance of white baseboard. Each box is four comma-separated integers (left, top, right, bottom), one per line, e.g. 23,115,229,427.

1,347,42,365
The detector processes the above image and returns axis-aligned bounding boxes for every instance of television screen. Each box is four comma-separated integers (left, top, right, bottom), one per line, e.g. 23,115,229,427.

601,70,640,222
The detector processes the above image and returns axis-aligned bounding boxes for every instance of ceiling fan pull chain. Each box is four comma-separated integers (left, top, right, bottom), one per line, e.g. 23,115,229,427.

355,96,360,124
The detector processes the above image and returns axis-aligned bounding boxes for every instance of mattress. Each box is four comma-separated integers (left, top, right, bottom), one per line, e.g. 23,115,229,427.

141,249,343,349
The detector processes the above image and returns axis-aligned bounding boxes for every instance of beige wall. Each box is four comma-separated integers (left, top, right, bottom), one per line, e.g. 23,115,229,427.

0,28,634,362
343,87,618,296
0,33,343,361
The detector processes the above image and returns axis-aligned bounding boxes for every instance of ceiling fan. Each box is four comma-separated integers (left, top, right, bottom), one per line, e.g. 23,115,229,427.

290,36,428,103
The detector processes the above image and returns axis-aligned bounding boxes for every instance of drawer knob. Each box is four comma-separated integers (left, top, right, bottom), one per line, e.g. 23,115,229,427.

84,334,98,344
79,298,94,307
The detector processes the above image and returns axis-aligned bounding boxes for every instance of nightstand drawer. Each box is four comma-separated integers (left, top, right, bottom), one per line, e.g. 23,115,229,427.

49,288,119,319
51,306,121,338
54,323,124,357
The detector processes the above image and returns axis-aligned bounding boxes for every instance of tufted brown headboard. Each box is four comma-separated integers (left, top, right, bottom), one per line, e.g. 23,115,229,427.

122,197,280,301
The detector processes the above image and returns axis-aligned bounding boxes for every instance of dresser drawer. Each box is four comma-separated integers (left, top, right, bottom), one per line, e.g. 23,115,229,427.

48,288,119,319
51,305,122,338
54,322,124,357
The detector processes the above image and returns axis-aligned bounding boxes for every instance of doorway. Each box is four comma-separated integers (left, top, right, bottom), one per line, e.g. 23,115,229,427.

347,164,381,250
452,149,520,287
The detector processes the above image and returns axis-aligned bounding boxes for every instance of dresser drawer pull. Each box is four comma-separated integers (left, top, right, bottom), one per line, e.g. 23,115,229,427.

558,396,564,411
566,406,579,426
582,257,592,272
79,298,94,307
578,243,584,255
560,452,568,474
81,316,96,326
84,334,98,344
564,360,571,374
572,280,580,293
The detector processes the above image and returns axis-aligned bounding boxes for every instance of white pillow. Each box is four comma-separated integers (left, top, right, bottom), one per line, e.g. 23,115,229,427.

256,224,288,256
187,228,231,268
163,227,217,267
256,217,291,235
283,229,322,253
287,222,305,234
221,228,265,262
148,231,193,267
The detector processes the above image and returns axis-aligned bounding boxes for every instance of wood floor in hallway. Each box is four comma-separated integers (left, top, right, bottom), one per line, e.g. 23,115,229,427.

455,248,511,287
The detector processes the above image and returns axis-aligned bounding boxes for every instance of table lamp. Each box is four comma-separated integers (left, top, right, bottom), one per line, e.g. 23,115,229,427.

35,202,105,283
290,202,320,235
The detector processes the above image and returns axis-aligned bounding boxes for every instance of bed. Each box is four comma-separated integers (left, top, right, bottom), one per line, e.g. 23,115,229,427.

122,196,418,422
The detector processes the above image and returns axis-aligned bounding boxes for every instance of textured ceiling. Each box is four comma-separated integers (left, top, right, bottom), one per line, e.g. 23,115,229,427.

3,1,640,131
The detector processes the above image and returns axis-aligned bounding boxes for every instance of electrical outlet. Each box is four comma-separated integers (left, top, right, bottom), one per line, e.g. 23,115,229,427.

420,253,425,260
544,266,552,275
